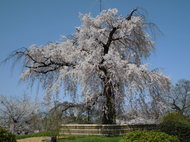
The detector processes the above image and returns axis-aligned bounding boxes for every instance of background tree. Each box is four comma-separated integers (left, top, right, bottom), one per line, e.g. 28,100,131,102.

9,9,170,124
167,79,190,117
0,94,39,135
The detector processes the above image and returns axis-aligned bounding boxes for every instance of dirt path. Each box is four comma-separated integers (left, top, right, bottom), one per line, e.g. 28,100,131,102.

17,137,49,142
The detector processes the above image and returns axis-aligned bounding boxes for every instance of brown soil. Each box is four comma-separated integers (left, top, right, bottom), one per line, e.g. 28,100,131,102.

17,137,49,142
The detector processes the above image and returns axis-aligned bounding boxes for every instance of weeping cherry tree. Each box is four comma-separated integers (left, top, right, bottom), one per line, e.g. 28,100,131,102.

10,9,170,124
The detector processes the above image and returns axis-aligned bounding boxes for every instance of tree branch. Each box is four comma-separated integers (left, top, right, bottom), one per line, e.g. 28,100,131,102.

103,27,117,55
126,8,138,20
16,50,75,74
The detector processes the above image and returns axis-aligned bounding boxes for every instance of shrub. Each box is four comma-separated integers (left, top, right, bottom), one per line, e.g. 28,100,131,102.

161,112,190,124
120,130,179,142
0,126,16,142
158,120,190,142
158,112,190,142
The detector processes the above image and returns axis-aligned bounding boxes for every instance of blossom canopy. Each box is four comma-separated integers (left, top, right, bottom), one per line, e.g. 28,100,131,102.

12,8,170,123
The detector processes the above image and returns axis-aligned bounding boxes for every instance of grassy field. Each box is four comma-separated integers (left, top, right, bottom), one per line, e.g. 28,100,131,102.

16,136,122,142
58,136,122,142
16,131,59,140
16,131,122,142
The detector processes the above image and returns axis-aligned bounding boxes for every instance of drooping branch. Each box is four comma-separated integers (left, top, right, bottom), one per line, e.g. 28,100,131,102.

15,50,76,74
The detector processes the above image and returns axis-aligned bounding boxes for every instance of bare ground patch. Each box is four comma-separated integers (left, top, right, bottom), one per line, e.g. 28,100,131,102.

17,137,49,142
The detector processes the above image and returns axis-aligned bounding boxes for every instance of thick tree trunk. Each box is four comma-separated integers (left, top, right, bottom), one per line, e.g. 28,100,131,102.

102,82,116,124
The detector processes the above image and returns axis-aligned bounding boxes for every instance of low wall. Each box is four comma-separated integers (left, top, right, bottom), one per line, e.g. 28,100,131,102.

60,124,157,136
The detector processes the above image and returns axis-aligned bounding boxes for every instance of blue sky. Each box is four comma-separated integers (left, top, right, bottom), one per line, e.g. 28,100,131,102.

0,0,190,98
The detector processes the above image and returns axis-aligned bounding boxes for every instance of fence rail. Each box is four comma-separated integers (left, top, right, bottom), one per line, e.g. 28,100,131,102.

60,124,157,136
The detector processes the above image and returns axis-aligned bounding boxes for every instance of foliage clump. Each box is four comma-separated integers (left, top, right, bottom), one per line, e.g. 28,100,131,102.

0,126,16,142
161,112,189,123
120,130,179,142
158,112,190,142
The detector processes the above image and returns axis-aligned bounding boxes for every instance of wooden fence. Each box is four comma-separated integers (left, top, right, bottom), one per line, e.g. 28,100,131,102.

60,124,157,136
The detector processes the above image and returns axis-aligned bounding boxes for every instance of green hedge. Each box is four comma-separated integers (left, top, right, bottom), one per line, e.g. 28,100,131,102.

120,130,179,142
161,112,190,124
158,120,190,142
158,112,190,142
0,127,16,142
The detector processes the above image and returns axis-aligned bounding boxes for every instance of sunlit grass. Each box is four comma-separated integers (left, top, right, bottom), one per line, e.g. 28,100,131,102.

16,131,59,140
58,136,122,142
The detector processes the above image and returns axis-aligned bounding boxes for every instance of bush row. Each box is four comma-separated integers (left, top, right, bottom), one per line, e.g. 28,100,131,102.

120,130,179,142
120,112,190,142
158,112,190,142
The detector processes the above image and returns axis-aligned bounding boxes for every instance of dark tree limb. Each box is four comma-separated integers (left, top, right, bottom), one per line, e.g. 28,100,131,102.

15,50,75,74
126,8,138,20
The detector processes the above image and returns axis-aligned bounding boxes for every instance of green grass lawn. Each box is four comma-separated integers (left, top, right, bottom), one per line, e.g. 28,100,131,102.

16,131,122,142
16,131,59,140
58,136,122,142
